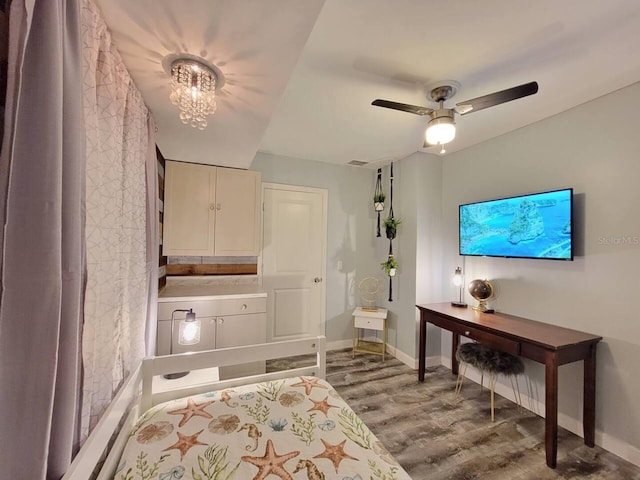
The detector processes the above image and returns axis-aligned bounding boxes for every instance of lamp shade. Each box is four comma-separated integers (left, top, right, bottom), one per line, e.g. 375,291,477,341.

453,267,463,286
178,310,201,345
426,115,456,145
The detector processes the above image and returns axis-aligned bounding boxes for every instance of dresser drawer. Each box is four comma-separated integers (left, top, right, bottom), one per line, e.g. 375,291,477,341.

158,296,266,319
354,316,385,331
458,324,520,356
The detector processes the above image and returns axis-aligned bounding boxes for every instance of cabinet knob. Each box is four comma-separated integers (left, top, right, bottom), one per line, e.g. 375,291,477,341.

216,203,221,210
241,304,247,310
314,277,322,283
218,317,225,325
464,330,470,336
209,203,215,210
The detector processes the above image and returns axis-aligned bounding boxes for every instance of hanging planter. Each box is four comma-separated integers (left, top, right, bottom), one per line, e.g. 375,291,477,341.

374,169,385,237
380,255,398,277
383,216,401,240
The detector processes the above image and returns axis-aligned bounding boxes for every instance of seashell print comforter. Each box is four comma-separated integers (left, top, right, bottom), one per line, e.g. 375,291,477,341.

115,376,412,480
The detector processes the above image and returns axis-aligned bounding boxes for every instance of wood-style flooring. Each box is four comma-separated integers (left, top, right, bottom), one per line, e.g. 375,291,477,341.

270,349,640,479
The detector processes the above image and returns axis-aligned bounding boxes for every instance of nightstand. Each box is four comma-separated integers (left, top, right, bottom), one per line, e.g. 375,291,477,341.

352,307,388,361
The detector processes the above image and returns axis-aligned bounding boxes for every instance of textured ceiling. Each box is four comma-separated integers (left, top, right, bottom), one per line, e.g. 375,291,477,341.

96,0,640,168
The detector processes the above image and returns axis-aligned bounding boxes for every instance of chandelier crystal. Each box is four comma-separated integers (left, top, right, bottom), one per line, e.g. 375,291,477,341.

169,59,218,130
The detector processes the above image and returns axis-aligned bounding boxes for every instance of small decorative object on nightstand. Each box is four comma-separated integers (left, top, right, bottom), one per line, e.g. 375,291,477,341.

352,307,388,361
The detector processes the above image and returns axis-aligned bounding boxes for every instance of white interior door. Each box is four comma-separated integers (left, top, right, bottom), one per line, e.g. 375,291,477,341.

262,184,327,342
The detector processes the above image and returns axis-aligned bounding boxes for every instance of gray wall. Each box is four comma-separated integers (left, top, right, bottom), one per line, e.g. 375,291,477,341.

372,155,444,362
442,81,640,463
251,152,381,346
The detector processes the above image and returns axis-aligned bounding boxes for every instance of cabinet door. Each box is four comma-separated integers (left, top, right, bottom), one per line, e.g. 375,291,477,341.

163,161,216,256
214,168,261,256
216,313,266,380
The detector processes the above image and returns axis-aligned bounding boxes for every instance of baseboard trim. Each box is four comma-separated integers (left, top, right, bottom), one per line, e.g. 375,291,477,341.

327,339,353,351
459,368,640,468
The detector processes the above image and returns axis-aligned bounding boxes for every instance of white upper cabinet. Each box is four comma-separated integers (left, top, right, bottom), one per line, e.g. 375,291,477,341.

163,161,261,256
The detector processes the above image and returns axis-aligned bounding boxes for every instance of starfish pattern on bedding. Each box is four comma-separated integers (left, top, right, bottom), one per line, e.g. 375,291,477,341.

307,396,338,416
241,439,300,480
162,430,206,460
291,376,328,396
313,439,359,473
167,398,214,427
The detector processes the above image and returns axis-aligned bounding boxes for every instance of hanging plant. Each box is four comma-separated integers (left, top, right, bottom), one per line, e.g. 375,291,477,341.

383,216,401,240
373,192,386,212
380,255,399,277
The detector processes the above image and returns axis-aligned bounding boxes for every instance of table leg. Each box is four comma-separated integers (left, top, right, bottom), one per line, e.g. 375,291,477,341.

451,332,460,375
382,319,387,362
584,344,597,447
419,315,426,382
545,352,559,468
352,324,356,359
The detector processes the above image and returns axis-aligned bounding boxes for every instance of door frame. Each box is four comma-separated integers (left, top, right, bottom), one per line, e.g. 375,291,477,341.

260,182,328,339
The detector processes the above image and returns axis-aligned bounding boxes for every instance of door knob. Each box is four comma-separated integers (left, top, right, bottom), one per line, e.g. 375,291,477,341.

314,277,322,283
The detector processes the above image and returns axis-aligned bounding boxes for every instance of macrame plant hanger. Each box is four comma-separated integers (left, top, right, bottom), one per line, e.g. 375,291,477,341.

387,163,395,301
374,168,384,237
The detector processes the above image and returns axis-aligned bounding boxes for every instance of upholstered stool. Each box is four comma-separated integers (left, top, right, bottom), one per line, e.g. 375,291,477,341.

454,342,524,421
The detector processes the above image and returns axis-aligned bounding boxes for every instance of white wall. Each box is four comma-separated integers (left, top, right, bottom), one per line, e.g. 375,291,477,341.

442,82,640,464
372,155,444,364
251,152,381,347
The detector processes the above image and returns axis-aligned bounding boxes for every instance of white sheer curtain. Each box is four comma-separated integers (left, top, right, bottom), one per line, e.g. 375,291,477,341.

0,0,157,477
79,0,152,439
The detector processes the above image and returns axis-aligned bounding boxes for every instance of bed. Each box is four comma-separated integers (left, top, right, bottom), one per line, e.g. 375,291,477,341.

62,336,412,480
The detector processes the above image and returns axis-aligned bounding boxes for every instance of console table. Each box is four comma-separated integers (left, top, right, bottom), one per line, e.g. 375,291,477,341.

417,303,602,468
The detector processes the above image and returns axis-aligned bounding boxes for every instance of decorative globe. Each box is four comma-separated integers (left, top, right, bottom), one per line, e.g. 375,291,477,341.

468,279,493,312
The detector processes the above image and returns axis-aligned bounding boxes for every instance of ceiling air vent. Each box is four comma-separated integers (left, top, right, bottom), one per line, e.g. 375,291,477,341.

347,160,368,166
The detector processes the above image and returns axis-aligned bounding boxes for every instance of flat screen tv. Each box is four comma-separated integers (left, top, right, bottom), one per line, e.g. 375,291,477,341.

459,188,573,260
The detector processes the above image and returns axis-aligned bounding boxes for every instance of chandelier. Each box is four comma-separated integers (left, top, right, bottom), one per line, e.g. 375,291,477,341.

168,56,222,130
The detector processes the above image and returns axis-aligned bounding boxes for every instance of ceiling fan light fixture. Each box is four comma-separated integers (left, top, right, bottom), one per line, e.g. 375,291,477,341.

426,114,456,145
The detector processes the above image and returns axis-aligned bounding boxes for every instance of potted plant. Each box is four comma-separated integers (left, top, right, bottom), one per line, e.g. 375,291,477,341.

380,256,399,277
383,216,401,240
373,192,386,212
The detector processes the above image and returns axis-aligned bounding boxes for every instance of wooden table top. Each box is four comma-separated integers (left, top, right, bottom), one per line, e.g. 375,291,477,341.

417,303,602,351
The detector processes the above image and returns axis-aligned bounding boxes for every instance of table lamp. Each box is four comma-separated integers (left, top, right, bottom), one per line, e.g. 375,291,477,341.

164,308,201,379
451,267,467,307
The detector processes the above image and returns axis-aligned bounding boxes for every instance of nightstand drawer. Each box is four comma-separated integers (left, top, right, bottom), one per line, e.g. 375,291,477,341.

354,316,385,331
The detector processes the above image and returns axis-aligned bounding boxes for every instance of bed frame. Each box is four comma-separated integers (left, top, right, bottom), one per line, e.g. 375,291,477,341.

62,336,326,480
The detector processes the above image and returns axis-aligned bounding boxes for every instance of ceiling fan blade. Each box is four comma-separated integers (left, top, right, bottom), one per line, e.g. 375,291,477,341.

372,99,433,116
455,81,538,115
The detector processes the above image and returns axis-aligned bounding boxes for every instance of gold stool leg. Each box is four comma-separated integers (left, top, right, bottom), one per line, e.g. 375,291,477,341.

490,373,497,422
455,363,468,400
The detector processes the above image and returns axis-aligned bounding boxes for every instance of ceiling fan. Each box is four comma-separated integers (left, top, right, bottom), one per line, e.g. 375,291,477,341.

372,81,538,153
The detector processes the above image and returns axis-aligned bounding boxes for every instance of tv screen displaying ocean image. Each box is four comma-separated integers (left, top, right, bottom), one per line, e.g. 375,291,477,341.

459,188,573,260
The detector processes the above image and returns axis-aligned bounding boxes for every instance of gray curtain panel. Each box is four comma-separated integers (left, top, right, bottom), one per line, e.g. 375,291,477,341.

0,0,85,479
